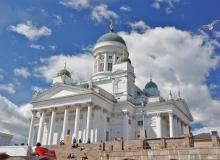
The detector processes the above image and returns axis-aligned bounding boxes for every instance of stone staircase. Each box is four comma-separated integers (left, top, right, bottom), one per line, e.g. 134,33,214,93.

47,143,102,160
46,138,220,160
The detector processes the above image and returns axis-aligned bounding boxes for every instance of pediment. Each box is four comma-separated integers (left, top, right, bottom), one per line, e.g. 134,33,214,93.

32,84,90,102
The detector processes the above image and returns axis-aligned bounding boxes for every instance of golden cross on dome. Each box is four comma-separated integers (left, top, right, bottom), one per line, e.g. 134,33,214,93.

109,19,114,32
150,74,152,81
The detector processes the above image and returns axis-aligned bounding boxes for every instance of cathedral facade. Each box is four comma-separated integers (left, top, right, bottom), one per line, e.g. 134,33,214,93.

27,25,193,146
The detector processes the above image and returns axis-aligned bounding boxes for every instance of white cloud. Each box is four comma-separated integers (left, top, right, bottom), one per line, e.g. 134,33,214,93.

152,0,181,13
120,5,131,12
0,83,15,94
49,45,57,51
91,4,118,23
214,31,220,38
129,21,150,33
34,53,93,82
30,44,45,50
0,95,32,144
10,21,52,41
14,67,31,78
54,15,63,25
60,0,90,10
193,127,220,135
119,27,220,132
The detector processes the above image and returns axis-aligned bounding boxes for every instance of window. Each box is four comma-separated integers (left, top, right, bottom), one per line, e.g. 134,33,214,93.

106,131,109,141
108,63,112,71
128,119,132,125
107,117,110,122
137,120,143,126
100,63,104,72
109,55,112,59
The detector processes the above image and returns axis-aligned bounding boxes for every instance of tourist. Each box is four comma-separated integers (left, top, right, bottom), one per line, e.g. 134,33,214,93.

73,138,76,144
81,153,88,160
80,146,85,151
87,138,91,144
60,140,65,145
67,153,76,160
79,139,82,143
34,142,44,156
0,153,10,160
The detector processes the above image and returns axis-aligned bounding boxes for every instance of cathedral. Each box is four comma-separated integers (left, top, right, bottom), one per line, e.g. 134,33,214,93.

27,23,193,146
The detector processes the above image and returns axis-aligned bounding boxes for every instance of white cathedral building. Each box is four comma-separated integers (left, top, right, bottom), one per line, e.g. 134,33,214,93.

27,24,193,146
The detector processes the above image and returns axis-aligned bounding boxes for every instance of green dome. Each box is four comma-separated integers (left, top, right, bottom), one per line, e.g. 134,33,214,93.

97,32,126,45
145,81,158,90
57,69,71,78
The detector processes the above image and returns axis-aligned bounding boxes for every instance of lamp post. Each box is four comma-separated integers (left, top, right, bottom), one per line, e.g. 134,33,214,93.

141,102,145,130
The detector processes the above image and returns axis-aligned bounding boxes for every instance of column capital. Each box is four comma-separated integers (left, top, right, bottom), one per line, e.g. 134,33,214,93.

86,102,94,106
32,110,37,116
121,109,129,116
168,112,173,116
38,109,47,114
64,105,71,109
156,113,161,117
48,107,57,112
75,103,82,107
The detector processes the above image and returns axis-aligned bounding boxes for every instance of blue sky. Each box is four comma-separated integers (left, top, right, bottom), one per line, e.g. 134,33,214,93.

0,0,220,142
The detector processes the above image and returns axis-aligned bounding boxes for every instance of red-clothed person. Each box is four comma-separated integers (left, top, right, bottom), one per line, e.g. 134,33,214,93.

34,143,57,160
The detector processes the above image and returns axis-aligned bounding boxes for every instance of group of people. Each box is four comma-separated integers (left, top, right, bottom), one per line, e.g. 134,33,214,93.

67,153,88,160
71,138,91,148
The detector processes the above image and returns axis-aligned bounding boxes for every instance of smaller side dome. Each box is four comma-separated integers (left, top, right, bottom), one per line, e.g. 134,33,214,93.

144,77,159,97
57,63,71,78
145,81,158,90
57,69,71,78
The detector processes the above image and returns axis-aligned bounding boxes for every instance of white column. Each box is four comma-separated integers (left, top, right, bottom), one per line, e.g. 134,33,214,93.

122,111,129,140
173,116,178,136
37,112,45,143
74,106,80,141
102,110,107,141
93,107,101,142
28,111,36,146
178,119,182,136
104,54,107,71
86,105,92,141
169,112,174,137
156,113,162,138
48,110,56,145
61,108,69,142
146,115,150,138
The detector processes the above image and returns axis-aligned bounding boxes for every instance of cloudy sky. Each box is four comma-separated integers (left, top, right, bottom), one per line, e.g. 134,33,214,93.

0,0,220,143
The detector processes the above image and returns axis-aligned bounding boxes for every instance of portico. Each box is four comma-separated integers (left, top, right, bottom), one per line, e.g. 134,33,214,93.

29,102,104,146
146,111,189,138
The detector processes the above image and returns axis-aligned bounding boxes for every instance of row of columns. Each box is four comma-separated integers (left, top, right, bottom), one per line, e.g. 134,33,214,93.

28,104,92,146
169,112,186,137
146,112,186,138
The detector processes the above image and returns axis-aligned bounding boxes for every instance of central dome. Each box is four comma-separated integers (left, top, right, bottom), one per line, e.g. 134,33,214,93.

97,32,126,46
